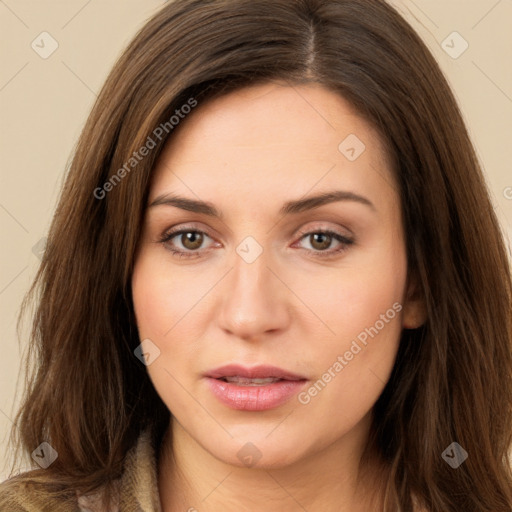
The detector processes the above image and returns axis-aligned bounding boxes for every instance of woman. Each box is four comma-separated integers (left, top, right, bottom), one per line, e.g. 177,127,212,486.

1,0,511,510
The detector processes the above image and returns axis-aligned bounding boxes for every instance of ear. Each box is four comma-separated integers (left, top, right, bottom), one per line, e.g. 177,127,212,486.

401,272,427,329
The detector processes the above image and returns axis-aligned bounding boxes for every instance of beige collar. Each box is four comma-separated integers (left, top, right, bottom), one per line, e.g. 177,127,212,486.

77,428,162,512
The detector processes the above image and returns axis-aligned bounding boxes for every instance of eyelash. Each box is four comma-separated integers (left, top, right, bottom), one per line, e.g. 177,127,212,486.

158,226,354,260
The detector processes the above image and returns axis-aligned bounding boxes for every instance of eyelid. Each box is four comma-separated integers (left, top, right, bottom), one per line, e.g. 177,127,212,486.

294,221,353,239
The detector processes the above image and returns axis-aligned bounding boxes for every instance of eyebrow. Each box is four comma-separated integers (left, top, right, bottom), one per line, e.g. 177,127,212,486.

148,190,376,218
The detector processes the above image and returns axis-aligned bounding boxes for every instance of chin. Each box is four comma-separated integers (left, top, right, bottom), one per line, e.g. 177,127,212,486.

196,427,314,470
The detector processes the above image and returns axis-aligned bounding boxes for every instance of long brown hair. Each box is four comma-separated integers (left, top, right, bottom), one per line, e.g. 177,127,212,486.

2,0,511,510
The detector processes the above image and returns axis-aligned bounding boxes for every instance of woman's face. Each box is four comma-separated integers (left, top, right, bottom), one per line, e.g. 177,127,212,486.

132,82,424,468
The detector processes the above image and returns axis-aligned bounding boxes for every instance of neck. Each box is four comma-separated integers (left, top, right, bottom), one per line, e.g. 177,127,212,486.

157,415,388,512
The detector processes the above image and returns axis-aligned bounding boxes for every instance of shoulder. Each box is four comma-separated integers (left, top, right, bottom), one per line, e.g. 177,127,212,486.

0,474,75,511
0,428,160,512
0,472,120,512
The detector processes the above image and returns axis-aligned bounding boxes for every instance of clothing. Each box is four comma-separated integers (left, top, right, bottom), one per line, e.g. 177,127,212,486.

0,428,162,511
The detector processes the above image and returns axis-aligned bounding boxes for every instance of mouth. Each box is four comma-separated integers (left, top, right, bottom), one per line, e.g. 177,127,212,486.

216,376,285,386
206,364,306,381
205,364,308,411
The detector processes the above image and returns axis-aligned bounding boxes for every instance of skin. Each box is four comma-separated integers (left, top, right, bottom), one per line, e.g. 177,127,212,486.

131,82,426,512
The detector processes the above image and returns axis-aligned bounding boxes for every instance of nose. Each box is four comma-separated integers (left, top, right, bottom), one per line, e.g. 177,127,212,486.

217,247,290,341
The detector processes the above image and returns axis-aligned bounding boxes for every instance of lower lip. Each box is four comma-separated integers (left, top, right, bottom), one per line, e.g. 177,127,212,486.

206,378,307,411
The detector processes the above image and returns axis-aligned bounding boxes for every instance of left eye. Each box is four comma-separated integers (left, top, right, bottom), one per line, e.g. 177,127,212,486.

159,228,354,259
293,229,354,257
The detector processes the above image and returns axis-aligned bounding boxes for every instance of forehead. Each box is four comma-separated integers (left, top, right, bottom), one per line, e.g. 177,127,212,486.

149,83,396,212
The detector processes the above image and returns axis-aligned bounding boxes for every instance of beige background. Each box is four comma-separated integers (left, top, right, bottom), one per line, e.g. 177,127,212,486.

1,0,511,477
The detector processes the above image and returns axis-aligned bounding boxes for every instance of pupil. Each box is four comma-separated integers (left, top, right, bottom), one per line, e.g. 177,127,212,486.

312,233,330,250
183,232,202,249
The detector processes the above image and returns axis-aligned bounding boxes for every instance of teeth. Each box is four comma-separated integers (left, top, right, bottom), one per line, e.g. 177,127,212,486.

222,376,281,386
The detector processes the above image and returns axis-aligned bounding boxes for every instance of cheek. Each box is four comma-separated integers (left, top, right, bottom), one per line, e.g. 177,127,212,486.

292,247,406,418
293,245,406,349
131,252,200,414
131,249,206,339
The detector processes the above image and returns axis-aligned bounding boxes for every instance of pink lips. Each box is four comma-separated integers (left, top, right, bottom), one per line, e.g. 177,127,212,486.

205,364,307,411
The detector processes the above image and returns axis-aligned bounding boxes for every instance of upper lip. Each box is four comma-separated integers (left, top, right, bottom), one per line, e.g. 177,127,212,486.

206,364,307,381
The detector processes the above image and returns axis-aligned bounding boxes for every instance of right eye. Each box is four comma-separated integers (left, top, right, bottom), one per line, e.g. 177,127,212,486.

159,227,218,259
